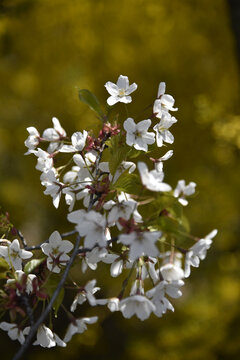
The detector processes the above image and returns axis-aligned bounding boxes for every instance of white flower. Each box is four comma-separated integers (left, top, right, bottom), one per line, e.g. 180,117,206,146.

160,263,184,281
7,270,36,295
0,239,32,271
34,148,54,173
105,75,137,106
60,130,88,153
41,231,73,273
154,150,174,172
138,162,172,192
70,279,100,312
23,324,66,348
123,118,155,152
118,231,161,261
104,193,141,228
174,180,196,206
119,295,155,321
67,210,107,248
43,169,64,208
146,280,184,317
0,322,25,344
42,117,66,141
185,230,217,277
110,258,124,277
153,114,177,147
108,297,120,312
24,127,40,155
80,247,110,272
64,317,98,343
154,82,178,117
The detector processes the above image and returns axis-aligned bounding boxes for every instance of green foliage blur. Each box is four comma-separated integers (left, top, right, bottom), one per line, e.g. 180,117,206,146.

0,0,240,359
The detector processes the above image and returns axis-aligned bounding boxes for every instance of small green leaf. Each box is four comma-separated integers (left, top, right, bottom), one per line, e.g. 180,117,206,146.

106,134,129,176
0,258,9,278
78,89,105,119
24,258,45,274
127,148,141,159
44,274,64,317
112,171,142,195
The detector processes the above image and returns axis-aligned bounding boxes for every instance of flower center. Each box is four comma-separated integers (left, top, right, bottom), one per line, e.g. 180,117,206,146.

119,89,126,97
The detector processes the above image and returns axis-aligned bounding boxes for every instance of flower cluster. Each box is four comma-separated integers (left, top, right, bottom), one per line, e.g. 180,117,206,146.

0,75,216,357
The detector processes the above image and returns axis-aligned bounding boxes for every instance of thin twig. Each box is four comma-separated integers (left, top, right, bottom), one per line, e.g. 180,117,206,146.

18,229,77,251
12,234,81,360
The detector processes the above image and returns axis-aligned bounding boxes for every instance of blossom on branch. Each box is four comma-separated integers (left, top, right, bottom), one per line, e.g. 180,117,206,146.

124,118,155,152
105,75,137,105
41,231,73,273
0,239,32,270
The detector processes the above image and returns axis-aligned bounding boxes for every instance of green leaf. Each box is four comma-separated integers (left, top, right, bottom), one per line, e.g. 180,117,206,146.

127,148,141,159
0,258,9,279
112,171,142,195
44,274,65,317
78,89,105,119
24,258,45,274
106,134,129,176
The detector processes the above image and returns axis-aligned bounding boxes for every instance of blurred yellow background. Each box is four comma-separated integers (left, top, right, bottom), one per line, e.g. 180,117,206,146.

0,0,240,359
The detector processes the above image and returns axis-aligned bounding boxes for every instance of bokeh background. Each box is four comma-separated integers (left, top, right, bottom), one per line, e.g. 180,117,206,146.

0,0,240,359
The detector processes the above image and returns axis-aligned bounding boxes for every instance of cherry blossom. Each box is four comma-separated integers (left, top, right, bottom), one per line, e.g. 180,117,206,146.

174,179,197,206
184,230,217,277
41,231,73,273
24,324,66,348
119,295,156,320
0,322,26,344
124,118,155,152
60,130,88,153
0,239,32,270
24,127,40,155
64,317,98,343
70,279,101,312
118,230,161,261
153,113,177,147
105,75,137,105
68,210,107,247
154,82,178,117
138,162,172,192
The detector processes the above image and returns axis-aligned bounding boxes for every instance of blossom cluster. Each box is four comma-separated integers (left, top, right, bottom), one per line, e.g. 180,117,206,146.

0,75,216,354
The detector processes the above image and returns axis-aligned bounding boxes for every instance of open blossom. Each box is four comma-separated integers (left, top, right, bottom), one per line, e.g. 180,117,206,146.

24,127,40,154
185,230,217,277
174,179,196,206
160,263,185,281
153,113,177,147
41,231,73,273
154,82,178,117
0,322,26,344
68,210,107,247
42,169,65,208
0,239,32,270
154,149,174,172
118,230,161,261
119,295,155,321
34,148,54,173
124,118,155,152
64,317,98,343
42,117,66,141
7,270,36,295
138,162,172,192
146,280,184,317
105,75,137,105
60,130,88,153
104,193,142,228
70,279,100,312
24,324,66,348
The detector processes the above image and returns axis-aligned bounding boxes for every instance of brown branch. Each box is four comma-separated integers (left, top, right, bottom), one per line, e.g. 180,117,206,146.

12,234,81,360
